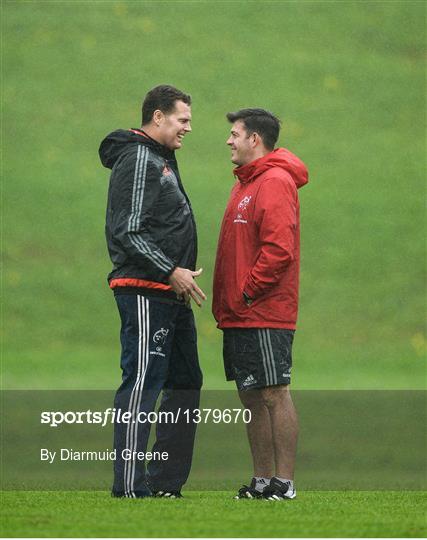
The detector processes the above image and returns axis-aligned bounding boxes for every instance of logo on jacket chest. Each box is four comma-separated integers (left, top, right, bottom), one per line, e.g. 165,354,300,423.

160,168,179,192
234,195,252,224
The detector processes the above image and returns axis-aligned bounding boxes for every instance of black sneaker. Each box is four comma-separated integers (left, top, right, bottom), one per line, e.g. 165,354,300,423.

152,490,183,498
234,478,265,499
263,477,296,500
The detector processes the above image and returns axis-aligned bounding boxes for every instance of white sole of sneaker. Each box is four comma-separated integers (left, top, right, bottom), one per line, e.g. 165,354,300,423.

267,491,296,501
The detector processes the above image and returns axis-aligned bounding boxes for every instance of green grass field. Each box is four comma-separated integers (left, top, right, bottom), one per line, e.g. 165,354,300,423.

1,491,426,538
2,0,426,537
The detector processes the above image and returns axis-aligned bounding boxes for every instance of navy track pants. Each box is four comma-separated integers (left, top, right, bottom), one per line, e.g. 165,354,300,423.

112,294,203,497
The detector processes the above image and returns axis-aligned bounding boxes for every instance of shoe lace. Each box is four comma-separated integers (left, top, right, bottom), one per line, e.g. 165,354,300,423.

238,484,260,497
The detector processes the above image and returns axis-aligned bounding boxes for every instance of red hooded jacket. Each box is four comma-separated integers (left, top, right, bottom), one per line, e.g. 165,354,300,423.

212,148,308,329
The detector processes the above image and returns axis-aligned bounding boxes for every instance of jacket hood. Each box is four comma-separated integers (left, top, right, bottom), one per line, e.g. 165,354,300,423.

99,128,174,169
233,148,309,189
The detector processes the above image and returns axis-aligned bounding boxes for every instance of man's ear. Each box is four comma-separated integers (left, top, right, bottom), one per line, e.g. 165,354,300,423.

252,132,261,147
153,109,164,127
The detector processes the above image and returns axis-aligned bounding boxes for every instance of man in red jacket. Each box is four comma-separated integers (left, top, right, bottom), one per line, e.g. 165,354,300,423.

212,108,308,500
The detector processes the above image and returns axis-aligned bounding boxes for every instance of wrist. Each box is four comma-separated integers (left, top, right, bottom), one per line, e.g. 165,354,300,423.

167,267,178,281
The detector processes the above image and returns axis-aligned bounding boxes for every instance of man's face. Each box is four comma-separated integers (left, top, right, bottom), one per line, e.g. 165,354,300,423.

157,100,192,150
226,120,254,166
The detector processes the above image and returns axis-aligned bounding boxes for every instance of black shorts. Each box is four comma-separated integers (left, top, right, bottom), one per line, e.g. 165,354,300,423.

223,328,295,391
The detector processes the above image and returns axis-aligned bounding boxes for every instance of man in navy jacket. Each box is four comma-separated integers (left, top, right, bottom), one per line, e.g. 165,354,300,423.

99,85,206,498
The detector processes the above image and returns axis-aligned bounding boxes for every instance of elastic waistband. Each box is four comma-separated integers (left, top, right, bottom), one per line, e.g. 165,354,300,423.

109,277,172,291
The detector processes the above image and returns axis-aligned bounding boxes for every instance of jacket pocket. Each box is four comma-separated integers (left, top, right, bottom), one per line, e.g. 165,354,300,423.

233,282,250,316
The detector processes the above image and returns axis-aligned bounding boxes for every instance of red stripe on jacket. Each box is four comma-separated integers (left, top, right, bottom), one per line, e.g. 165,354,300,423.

110,278,172,291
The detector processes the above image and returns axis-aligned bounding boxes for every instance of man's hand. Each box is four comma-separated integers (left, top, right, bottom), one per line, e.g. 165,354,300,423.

168,267,207,307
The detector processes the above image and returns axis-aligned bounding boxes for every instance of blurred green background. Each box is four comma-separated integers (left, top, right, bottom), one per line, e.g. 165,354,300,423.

3,0,425,390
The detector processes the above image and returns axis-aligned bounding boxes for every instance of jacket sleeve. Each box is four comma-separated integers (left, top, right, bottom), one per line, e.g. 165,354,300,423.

243,174,297,299
111,145,175,280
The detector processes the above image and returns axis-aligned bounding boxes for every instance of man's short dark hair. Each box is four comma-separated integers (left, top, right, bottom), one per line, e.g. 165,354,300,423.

226,108,281,150
142,85,191,125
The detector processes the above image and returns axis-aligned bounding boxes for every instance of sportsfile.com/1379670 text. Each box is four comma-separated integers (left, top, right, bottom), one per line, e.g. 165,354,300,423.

40,408,252,428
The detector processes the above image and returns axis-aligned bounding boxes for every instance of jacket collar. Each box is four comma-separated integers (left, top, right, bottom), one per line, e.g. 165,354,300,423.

233,151,276,184
130,128,175,160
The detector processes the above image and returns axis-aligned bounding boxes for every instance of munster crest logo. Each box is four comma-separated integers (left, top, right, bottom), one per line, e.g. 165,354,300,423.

238,195,252,211
234,195,252,223
153,328,169,345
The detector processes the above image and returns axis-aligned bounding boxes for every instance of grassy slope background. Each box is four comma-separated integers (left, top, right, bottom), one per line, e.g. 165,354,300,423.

1,2,426,538
3,0,425,390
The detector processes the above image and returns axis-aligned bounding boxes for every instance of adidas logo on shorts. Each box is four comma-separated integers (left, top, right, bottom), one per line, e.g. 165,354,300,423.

242,374,257,387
